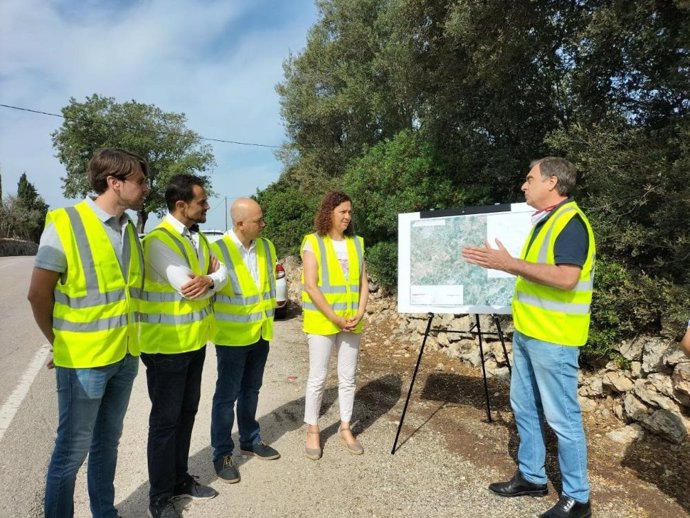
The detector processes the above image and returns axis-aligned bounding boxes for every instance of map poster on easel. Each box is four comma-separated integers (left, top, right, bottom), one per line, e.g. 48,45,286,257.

397,203,533,315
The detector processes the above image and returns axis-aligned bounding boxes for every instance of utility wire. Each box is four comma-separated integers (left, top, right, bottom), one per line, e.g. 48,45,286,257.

0,103,281,149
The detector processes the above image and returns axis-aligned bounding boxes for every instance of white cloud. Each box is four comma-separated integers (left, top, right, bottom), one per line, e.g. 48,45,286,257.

0,0,317,231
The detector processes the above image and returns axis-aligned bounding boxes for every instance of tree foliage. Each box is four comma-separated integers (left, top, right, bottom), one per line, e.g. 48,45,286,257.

0,173,49,243
265,0,690,360
51,94,216,232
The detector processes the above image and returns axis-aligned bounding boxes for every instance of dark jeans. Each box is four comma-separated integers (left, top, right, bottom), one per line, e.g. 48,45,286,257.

141,347,206,503
211,339,269,462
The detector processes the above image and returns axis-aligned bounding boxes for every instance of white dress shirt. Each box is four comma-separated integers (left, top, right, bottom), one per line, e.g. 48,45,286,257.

145,213,228,299
227,229,259,286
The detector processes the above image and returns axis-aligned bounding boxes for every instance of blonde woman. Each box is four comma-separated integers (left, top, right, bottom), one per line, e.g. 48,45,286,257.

301,191,369,460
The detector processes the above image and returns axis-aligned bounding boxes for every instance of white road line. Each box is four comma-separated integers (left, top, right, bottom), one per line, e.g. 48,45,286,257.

0,344,51,443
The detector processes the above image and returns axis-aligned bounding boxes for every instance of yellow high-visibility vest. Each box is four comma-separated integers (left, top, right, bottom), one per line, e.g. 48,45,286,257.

512,201,596,346
211,236,277,346
301,233,364,335
50,201,144,368
139,220,215,354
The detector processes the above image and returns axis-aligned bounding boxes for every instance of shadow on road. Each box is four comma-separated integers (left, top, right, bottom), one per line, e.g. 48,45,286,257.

115,374,402,517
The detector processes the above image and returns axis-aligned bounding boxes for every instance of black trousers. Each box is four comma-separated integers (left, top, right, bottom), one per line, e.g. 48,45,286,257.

141,346,206,503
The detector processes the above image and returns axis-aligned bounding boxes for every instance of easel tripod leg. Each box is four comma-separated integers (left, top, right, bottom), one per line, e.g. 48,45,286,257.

476,314,493,423
391,312,434,454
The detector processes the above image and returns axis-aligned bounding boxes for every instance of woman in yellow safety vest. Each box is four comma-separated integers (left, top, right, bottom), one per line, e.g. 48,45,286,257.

301,191,369,460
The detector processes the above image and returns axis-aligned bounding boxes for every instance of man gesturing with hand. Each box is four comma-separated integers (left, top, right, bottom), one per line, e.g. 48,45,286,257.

463,157,595,518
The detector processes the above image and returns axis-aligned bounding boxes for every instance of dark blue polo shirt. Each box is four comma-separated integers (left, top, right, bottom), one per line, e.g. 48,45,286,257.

527,198,589,267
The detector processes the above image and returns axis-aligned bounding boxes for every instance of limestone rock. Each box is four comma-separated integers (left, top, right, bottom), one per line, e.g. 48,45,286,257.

664,348,687,368
631,361,642,378
579,376,604,397
606,424,644,444
579,396,598,413
641,337,673,374
620,338,644,361
633,376,679,412
642,409,688,444
672,361,690,407
603,371,634,393
624,393,650,422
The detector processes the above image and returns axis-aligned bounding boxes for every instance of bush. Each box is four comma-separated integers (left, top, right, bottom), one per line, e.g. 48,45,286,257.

585,259,690,365
255,178,320,258
365,241,398,295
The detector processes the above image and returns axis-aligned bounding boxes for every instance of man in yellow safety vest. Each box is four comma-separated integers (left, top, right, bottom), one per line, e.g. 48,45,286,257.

27,148,149,518
209,197,280,483
139,174,227,518
463,157,595,518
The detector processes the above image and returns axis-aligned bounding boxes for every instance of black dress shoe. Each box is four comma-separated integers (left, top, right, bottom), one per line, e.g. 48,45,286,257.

488,470,548,497
540,495,591,518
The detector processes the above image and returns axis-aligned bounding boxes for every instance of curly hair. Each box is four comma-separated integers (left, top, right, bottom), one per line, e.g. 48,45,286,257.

314,191,354,236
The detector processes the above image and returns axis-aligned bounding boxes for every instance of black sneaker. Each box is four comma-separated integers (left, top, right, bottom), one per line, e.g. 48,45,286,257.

173,475,218,500
540,495,592,518
214,454,241,483
148,497,181,518
240,441,281,460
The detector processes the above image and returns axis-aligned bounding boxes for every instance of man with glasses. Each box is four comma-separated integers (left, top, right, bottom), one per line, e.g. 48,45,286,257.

463,157,595,518
209,197,280,484
28,148,149,518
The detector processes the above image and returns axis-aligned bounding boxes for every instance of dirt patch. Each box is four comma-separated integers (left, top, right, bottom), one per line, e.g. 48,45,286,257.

360,315,690,517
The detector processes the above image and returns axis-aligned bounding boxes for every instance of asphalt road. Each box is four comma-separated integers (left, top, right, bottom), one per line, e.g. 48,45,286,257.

0,256,54,516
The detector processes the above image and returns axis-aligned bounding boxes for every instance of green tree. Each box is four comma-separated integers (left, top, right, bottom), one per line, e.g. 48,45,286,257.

266,0,690,361
16,173,49,242
51,94,216,232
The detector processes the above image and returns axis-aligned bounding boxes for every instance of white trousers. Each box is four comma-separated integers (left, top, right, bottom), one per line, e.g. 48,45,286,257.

304,332,361,425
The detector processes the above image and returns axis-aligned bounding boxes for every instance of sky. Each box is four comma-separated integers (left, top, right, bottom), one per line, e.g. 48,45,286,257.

0,0,319,232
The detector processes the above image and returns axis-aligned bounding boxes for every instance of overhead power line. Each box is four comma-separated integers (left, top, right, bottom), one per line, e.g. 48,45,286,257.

0,103,281,149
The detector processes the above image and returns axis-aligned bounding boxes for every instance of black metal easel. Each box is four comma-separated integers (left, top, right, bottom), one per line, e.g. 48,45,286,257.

391,312,511,454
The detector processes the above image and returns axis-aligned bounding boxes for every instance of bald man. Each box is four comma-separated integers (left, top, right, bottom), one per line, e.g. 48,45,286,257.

208,198,280,483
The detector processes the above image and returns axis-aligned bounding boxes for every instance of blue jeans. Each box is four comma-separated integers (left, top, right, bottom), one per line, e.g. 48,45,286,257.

45,354,139,518
510,330,590,503
141,347,206,503
211,339,269,461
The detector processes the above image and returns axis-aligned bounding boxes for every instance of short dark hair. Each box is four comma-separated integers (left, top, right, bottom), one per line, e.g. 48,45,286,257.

530,157,578,196
314,191,354,236
165,174,206,212
88,148,148,195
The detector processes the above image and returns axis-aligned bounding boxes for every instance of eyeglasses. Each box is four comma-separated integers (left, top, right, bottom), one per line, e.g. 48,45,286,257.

110,175,150,187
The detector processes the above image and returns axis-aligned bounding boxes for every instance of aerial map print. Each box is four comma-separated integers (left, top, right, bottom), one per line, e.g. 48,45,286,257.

411,214,516,307
398,205,532,314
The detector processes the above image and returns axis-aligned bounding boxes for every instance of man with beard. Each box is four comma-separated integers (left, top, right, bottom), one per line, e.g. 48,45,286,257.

139,174,228,518
28,148,149,518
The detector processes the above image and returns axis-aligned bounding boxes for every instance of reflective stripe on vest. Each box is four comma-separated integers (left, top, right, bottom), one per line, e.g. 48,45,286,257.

512,201,596,346
301,233,364,335
211,236,277,345
50,201,143,367
139,221,215,354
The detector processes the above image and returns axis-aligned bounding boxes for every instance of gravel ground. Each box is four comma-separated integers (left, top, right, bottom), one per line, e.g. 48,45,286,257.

64,309,689,517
